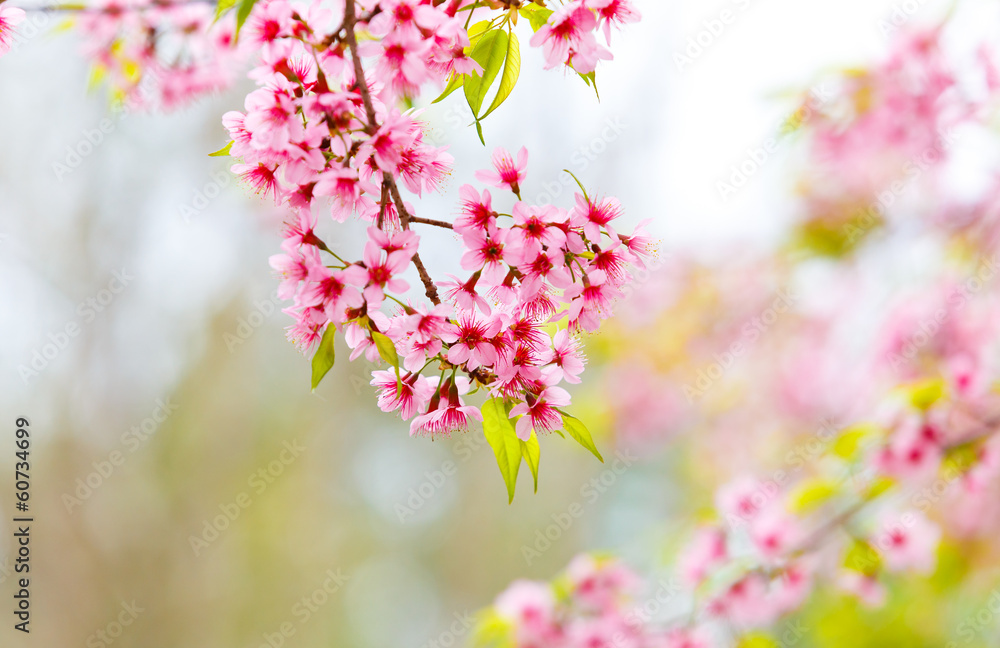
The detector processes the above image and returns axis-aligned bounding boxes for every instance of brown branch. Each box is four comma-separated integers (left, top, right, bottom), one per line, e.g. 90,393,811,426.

343,0,441,306
409,216,455,230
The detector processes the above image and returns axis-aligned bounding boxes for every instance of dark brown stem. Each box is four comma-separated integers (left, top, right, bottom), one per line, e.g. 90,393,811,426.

343,0,441,306
409,216,455,230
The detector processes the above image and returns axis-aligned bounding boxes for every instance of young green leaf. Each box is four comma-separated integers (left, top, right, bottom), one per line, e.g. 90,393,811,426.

432,73,465,104
480,31,520,120
370,330,399,368
578,70,599,99
208,141,233,157
464,29,509,117
215,0,237,21
560,413,604,462
519,5,553,32
482,398,522,503
519,430,540,493
310,325,336,392
234,0,257,38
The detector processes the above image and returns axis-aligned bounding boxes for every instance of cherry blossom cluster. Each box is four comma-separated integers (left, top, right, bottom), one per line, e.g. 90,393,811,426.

481,554,713,648
71,0,249,109
794,27,1000,254
529,0,640,74
206,0,647,440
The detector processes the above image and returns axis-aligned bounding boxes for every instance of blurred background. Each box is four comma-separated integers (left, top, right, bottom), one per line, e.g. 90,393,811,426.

1,0,997,646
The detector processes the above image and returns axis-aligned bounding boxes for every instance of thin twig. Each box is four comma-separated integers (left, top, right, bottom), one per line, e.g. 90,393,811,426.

409,216,455,230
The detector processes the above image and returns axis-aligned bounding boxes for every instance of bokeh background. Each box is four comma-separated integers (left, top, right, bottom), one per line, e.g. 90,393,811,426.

1,0,997,646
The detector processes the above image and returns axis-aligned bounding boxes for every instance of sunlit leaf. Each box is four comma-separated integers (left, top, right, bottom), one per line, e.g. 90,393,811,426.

310,325,336,392
519,430,540,493
559,412,604,462
208,141,233,157
371,330,399,368
787,478,838,513
235,0,258,38
482,398,522,503
464,28,508,117
518,5,553,32
481,31,521,120
844,539,881,576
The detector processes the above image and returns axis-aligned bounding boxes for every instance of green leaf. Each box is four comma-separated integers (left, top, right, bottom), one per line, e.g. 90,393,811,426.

310,325,336,392
518,5,553,32
371,331,399,368
234,0,257,38
905,378,946,411
208,141,233,157
578,70,599,99
560,413,603,462
480,31,520,120
464,28,509,117
844,539,881,576
474,119,485,146
215,0,237,21
467,19,492,45
520,430,540,493
787,478,838,513
482,398,522,503
432,73,465,104
832,424,878,460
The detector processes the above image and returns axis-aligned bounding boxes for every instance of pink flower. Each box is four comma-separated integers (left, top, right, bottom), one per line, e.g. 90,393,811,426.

511,202,568,257
540,329,586,384
232,162,282,202
871,511,941,574
510,386,571,441
442,309,502,370
439,273,492,315
750,510,803,560
370,371,434,420
460,226,511,285
837,571,886,608
343,230,415,307
565,554,640,610
454,184,496,237
528,3,610,74
715,476,776,528
678,526,727,586
475,146,528,197
494,579,556,641
409,377,482,438
0,5,26,56
589,0,642,44
571,192,623,241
